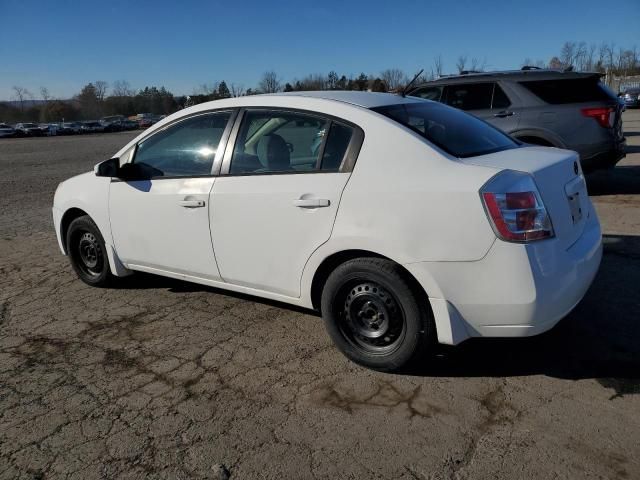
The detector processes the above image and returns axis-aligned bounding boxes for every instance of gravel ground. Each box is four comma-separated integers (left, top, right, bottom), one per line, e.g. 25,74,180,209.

0,116,639,479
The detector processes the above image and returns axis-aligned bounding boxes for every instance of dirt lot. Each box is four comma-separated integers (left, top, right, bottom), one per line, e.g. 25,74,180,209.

1,114,639,480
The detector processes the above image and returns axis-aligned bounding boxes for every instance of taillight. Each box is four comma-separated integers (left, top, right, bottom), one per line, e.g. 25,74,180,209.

581,107,613,128
480,170,554,243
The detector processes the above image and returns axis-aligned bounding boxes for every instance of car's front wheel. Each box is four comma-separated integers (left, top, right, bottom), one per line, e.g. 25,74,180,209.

321,257,433,372
66,215,113,287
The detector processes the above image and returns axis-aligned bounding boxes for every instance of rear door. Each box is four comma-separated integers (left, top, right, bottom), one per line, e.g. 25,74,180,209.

209,109,363,297
443,82,520,133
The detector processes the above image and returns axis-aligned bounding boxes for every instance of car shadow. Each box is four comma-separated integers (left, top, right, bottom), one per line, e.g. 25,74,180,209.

106,235,639,397
407,234,640,398
586,165,640,195
110,271,319,316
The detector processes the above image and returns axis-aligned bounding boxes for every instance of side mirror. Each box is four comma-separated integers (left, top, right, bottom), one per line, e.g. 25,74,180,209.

94,158,119,177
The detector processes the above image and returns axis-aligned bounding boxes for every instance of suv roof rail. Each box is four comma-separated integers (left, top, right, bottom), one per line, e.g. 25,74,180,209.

459,70,483,75
521,65,542,71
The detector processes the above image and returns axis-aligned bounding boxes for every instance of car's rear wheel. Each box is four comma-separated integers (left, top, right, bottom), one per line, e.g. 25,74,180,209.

66,215,113,287
321,257,433,372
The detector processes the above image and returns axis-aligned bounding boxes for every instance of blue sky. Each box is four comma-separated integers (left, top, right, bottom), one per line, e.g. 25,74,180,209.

0,0,638,100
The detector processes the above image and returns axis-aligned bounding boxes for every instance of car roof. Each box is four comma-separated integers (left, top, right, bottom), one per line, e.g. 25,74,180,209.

413,69,602,86
271,91,422,108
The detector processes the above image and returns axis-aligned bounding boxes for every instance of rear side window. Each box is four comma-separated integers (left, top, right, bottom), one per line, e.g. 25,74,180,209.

320,122,354,171
228,110,356,174
519,78,615,104
409,86,443,101
372,102,519,158
444,83,493,110
492,84,511,109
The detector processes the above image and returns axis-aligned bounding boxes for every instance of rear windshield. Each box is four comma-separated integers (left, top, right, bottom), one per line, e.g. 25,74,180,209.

372,101,519,158
519,77,615,104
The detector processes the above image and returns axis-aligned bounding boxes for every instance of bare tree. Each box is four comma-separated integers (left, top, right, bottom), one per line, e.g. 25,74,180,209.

586,44,597,71
469,57,487,71
40,87,52,102
433,55,443,78
380,68,406,91
12,86,32,112
112,80,134,97
560,41,576,68
230,83,246,97
456,55,467,73
259,71,282,93
94,81,108,102
194,83,219,96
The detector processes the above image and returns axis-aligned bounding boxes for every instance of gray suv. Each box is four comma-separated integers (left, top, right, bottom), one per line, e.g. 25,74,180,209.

408,69,626,171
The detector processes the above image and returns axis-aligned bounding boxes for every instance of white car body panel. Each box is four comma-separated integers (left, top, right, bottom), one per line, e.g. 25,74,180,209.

53,91,602,347
211,172,350,297
110,177,220,279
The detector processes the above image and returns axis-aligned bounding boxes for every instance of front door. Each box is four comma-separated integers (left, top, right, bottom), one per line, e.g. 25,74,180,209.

210,109,361,297
109,110,234,279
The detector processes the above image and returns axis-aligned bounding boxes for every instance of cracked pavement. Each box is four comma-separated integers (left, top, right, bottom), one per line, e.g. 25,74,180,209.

1,113,639,479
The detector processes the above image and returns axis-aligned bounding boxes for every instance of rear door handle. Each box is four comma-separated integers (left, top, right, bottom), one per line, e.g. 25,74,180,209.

179,199,205,208
494,110,514,118
293,198,330,208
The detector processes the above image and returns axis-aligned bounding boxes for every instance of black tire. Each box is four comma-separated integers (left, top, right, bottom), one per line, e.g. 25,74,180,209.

321,257,433,372
66,215,113,287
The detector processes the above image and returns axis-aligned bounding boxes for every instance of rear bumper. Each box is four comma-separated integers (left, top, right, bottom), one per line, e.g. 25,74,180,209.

406,206,602,345
580,138,626,171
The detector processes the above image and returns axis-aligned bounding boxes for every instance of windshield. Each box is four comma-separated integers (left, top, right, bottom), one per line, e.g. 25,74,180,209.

372,101,519,158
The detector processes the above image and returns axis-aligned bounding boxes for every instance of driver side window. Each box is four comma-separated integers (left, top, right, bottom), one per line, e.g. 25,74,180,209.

133,111,232,177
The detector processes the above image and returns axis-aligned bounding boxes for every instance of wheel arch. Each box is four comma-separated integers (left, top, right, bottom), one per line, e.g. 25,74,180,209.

511,128,566,148
60,207,90,254
309,249,432,316
58,206,131,277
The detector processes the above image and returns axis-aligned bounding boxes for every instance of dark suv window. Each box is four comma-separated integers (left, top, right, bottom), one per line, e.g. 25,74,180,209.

519,78,615,104
372,102,518,158
408,85,443,101
492,84,511,109
444,83,494,110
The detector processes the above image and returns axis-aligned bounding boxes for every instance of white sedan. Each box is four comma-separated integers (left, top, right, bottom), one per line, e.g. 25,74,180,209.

53,92,602,371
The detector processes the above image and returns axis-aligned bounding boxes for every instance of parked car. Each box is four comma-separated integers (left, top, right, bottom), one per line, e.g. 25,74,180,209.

40,123,58,136
620,87,640,108
0,123,15,138
408,68,626,171
100,115,126,132
14,122,46,136
81,121,105,133
53,92,602,371
137,117,154,128
121,119,139,130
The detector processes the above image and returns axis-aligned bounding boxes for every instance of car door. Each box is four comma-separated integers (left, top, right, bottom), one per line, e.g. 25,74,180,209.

109,110,235,279
209,109,362,297
443,82,520,133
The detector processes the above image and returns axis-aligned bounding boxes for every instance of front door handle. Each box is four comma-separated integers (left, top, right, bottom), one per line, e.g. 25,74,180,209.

179,199,205,208
494,110,514,118
293,198,330,208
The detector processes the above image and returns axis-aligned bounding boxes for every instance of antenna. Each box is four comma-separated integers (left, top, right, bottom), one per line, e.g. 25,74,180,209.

400,69,424,97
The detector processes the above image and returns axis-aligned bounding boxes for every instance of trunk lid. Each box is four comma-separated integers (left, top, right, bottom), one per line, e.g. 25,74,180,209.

462,146,590,249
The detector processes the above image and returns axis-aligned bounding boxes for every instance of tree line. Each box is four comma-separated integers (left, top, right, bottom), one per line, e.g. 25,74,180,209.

2,40,638,124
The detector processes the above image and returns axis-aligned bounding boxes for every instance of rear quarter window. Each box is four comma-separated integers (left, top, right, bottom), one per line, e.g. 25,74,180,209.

519,78,615,104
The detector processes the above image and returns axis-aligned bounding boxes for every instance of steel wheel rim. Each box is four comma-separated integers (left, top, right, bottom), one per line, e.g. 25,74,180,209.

337,280,406,355
76,231,103,276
